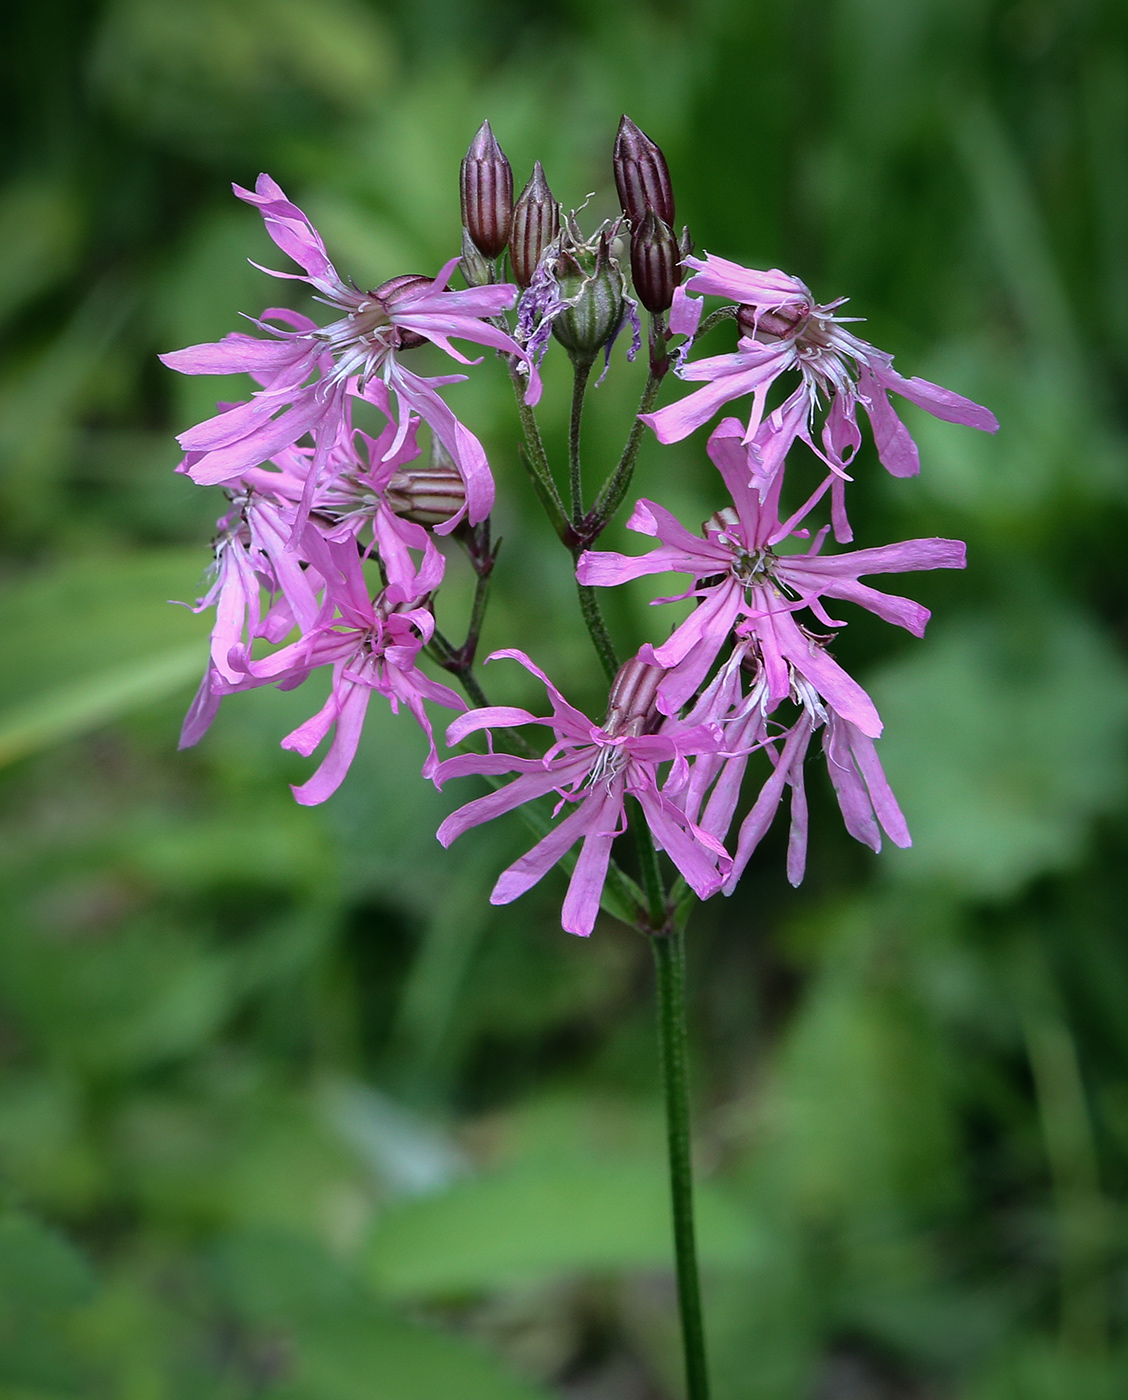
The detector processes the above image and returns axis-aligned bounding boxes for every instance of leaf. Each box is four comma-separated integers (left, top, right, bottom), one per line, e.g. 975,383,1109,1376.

365,1161,758,1297
0,550,209,766
0,1212,95,1392
214,1232,550,1400
869,603,1128,896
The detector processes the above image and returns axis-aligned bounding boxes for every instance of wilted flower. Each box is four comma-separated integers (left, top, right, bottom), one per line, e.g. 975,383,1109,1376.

516,213,640,373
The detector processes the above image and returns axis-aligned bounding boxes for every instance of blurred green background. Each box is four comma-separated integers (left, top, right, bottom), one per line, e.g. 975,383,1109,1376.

2,1,1128,1396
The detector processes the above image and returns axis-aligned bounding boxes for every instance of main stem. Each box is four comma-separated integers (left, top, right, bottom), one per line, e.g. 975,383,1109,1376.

652,926,710,1400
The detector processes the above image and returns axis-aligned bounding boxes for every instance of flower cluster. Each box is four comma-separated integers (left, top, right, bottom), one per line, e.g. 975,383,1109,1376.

162,172,546,801
163,121,996,934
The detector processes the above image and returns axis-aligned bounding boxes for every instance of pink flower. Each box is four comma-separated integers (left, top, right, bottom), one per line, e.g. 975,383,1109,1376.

577,418,965,720
672,638,910,890
186,490,323,689
642,253,998,479
240,394,445,603
719,666,911,891
433,651,731,936
161,174,542,531
183,528,462,803
181,389,444,723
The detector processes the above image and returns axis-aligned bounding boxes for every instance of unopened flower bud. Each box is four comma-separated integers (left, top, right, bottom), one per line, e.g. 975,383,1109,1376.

459,227,492,288
629,209,681,314
613,115,675,229
509,162,561,289
605,654,665,737
551,240,625,363
386,457,467,527
460,119,514,260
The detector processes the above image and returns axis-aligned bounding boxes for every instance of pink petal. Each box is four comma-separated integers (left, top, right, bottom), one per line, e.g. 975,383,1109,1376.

637,787,728,898
682,254,809,307
560,789,623,936
288,682,372,806
234,174,340,289
669,284,703,338
857,365,919,478
491,797,605,908
877,366,999,433
445,706,543,745
160,334,304,377
436,766,571,847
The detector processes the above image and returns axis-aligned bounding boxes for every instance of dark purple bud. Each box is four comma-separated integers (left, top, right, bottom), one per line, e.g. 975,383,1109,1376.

613,115,675,229
509,161,560,289
630,209,681,314
460,119,514,260
605,653,665,737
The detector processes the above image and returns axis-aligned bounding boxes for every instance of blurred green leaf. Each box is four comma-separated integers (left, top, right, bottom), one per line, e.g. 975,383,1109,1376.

366,1162,758,1297
215,1232,551,1399
0,550,208,766
0,1212,94,1393
759,897,961,1227
871,603,1128,896
91,0,392,159
963,1337,1128,1400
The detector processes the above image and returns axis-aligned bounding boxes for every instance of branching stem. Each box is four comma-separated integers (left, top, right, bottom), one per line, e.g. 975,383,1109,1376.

568,357,594,524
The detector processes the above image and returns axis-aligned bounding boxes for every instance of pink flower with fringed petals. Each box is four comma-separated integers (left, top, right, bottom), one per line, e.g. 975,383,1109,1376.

182,528,462,802
161,174,542,532
433,651,731,936
643,253,998,482
180,389,443,736
670,637,911,890
577,418,964,720
719,665,910,892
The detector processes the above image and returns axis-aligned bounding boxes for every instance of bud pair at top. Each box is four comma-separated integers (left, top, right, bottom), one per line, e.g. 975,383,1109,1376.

613,115,688,316
460,121,561,290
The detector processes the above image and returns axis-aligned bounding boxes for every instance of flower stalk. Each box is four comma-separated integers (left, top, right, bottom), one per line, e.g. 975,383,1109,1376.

652,922,710,1400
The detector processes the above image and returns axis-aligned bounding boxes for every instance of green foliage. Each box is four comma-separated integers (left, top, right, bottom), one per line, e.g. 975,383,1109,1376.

2,0,1128,1395
368,1163,757,1297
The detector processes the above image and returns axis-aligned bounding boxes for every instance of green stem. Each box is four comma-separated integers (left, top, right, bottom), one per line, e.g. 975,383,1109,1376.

589,367,662,530
568,357,594,524
505,358,569,535
651,925,710,1400
462,554,493,661
631,799,667,931
575,579,619,682
694,305,738,340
